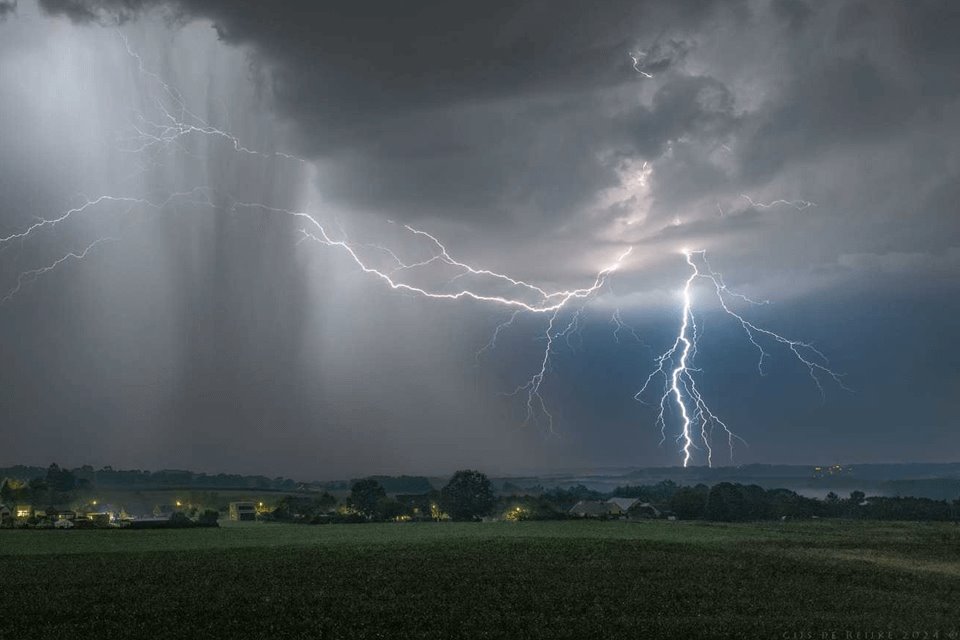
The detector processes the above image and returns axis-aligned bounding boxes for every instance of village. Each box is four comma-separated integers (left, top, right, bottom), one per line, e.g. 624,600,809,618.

1,492,669,529
4,463,957,531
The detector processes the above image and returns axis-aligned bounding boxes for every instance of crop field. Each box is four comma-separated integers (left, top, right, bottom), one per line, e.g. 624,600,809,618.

2,520,959,639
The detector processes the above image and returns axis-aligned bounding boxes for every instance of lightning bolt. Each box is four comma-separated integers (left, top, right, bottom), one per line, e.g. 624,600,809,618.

117,32,305,164
230,200,633,433
0,188,215,247
475,310,522,361
636,250,846,467
739,194,816,211
236,199,632,315
2,237,115,304
629,51,654,78
611,308,643,345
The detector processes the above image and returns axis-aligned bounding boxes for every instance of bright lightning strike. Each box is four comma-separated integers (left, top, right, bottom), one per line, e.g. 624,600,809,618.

637,250,846,467
235,199,633,315
629,51,654,78
231,200,633,433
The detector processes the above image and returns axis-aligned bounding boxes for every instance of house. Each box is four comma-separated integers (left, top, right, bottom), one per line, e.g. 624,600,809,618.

228,502,257,521
607,497,641,513
569,500,617,518
14,505,32,520
54,518,74,529
86,512,111,527
626,502,662,519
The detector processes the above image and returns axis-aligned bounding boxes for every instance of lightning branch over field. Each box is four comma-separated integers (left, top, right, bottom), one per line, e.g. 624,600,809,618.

636,250,846,467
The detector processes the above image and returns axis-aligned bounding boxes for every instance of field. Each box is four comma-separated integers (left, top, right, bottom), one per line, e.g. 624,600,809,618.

2,520,959,639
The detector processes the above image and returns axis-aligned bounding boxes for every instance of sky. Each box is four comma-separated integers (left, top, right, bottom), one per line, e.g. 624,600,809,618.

0,0,958,479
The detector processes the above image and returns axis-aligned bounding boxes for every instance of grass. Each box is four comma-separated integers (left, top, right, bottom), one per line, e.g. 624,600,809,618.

2,520,959,639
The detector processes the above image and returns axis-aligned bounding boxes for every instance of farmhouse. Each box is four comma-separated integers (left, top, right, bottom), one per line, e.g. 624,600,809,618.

626,502,662,519
229,501,257,521
606,497,641,513
86,512,111,526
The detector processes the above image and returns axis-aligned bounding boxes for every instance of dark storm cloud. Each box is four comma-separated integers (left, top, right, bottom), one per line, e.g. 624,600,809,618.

37,0,960,247
770,0,812,31
618,75,739,158
35,0,733,226
0,0,16,19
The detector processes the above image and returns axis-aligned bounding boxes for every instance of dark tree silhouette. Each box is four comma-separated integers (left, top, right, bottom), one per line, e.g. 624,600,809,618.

349,478,387,518
440,470,495,521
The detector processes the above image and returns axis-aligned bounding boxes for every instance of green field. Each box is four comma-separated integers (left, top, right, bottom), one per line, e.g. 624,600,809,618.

2,520,959,639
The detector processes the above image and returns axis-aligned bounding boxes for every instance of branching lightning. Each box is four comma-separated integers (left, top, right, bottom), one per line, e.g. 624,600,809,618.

117,32,305,164
611,308,643,345
637,250,846,467
2,237,115,304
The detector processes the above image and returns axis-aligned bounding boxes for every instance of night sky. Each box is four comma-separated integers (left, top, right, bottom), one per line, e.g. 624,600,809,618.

0,0,958,478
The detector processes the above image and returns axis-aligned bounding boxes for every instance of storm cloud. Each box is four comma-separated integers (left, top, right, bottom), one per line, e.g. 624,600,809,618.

1,0,958,477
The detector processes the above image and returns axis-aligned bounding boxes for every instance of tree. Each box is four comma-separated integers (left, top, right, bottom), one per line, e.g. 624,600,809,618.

273,493,337,521
705,483,747,522
27,477,48,499
440,470,495,521
669,485,708,520
375,498,409,521
45,463,76,493
349,478,386,518
0,478,15,504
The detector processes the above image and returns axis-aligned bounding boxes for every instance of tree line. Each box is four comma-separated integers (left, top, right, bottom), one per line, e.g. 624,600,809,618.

4,464,960,524
0,464,302,493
